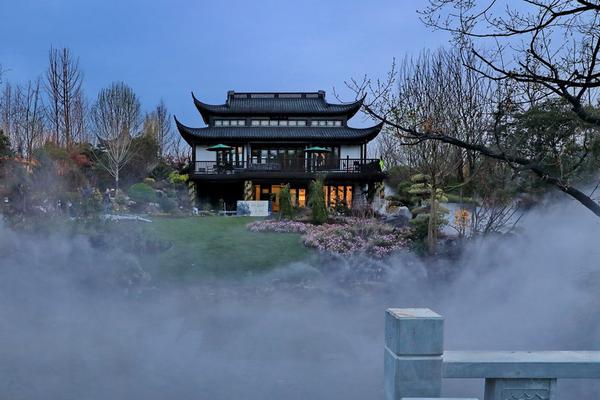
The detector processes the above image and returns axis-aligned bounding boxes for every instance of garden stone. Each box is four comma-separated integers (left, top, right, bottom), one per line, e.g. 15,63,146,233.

383,206,412,227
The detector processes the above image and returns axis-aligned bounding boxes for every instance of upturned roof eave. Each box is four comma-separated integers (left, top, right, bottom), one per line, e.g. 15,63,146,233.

192,92,214,124
174,118,383,144
191,92,365,120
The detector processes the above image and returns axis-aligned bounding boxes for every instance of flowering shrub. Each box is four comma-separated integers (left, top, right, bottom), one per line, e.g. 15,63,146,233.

247,218,407,258
247,220,310,234
303,219,407,258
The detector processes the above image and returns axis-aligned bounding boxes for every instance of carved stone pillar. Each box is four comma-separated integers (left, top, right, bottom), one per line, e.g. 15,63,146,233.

243,180,253,201
188,181,197,207
484,378,556,400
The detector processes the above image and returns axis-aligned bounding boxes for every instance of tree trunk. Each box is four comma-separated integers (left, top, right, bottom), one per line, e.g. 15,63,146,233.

427,182,437,254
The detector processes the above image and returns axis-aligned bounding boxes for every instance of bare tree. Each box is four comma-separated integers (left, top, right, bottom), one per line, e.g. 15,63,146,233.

71,90,89,143
412,0,600,216
143,100,173,157
13,79,46,160
45,46,84,147
169,127,192,166
0,82,15,145
155,100,172,157
91,82,142,191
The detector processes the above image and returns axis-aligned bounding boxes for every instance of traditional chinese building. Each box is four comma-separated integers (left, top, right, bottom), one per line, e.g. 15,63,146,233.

175,90,384,211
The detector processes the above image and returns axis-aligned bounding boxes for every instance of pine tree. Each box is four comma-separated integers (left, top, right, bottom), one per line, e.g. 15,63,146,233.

308,178,328,225
279,184,294,220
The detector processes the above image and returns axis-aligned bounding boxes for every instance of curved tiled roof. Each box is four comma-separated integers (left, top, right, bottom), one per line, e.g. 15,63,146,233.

175,117,382,144
192,92,364,123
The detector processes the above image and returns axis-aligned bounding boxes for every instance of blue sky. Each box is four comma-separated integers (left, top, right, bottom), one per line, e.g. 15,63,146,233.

0,0,450,125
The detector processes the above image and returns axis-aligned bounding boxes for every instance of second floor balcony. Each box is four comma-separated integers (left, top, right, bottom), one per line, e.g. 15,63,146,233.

190,157,382,178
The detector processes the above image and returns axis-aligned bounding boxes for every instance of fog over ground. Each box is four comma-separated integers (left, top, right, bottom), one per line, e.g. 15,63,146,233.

0,200,599,399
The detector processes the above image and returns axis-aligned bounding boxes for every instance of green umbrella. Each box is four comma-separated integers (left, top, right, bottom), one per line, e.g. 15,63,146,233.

304,146,331,153
206,144,233,151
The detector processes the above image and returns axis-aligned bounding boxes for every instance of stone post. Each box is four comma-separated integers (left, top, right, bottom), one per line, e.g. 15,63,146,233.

384,308,444,400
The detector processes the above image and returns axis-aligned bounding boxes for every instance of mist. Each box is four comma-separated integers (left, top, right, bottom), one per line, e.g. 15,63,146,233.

0,200,599,399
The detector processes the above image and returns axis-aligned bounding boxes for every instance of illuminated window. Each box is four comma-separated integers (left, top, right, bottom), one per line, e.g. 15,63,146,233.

298,189,306,207
323,185,353,208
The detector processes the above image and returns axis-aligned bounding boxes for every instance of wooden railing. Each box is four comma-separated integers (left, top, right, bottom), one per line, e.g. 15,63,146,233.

191,158,381,175
384,308,600,400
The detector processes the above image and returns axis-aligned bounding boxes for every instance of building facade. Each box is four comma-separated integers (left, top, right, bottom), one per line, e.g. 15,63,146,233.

175,90,385,211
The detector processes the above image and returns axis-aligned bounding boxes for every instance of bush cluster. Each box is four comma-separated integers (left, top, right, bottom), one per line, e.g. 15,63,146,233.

247,218,408,259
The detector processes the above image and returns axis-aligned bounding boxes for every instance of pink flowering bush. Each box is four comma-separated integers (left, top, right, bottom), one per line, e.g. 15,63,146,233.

247,218,407,258
246,220,310,234
303,219,407,258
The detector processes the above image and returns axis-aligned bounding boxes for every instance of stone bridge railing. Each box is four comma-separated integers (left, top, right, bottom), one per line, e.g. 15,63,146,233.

385,308,600,400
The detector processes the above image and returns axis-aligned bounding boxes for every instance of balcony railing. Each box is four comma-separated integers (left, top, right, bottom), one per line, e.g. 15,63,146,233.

191,158,381,175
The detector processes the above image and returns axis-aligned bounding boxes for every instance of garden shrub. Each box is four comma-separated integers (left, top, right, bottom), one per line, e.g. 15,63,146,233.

143,177,156,187
279,184,294,220
168,171,188,185
158,196,177,213
308,178,327,224
128,182,156,204
247,218,408,258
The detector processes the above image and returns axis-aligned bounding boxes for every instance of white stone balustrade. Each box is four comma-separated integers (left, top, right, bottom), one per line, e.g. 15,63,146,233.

385,308,600,400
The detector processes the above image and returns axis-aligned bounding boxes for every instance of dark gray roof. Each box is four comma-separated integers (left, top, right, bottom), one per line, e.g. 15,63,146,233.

175,117,382,144
192,91,364,123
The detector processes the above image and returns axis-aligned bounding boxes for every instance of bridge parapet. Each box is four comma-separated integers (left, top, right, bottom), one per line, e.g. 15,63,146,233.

385,308,600,400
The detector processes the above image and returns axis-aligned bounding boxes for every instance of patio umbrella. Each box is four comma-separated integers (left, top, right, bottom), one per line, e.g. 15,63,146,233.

304,146,331,153
206,144,233,151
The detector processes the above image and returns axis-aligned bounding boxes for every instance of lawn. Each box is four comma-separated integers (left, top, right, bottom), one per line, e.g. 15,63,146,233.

142,216,311,280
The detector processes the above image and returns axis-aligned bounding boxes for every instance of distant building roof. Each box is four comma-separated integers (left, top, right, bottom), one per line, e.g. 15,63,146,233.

175,117,383,144
192,91,364,123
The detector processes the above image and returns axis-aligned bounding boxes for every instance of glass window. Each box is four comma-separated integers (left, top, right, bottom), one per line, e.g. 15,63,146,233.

290,189,297,207
327,120,335,126
251,120,260,126
215,120,223,126
288,120,297,127
319,120,327,126
260,120,269,126
345,186,352,207
298,189,306,207
269,120,278,127
297,120,306,126
334,120,342,127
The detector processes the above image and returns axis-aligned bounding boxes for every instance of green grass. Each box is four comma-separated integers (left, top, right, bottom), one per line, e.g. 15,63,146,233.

142,216,310,280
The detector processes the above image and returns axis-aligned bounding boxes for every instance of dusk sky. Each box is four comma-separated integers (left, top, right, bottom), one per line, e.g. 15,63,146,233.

0,0,450,125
